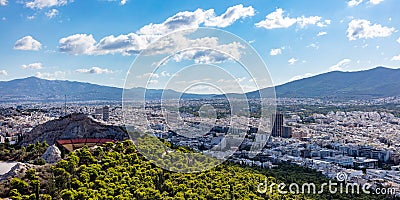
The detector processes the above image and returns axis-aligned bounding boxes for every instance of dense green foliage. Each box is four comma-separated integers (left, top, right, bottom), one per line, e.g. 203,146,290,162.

0,142,48,163
1,141,394,199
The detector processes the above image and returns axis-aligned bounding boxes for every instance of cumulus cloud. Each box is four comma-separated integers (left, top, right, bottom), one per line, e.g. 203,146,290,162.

120,0,127,5
94,33,153,55
21,62,43,70
347,0,363,7
171,40,244,64
76,67,113,74
288,58,298,65
138,4,254,34
14,36,42,51
270,47,283,56
255,8,330,29
25,0,72,9
317,31,327,36
347,19,395,40
204,4,255,28
397,37,400,44
0,70,7,76
59,34,96,55
58,5,253,59
329,59,351,71
391,55,400,61
45,9,59,18
0,0,7,6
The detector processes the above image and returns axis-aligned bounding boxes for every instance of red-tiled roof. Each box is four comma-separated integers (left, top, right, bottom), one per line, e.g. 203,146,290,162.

57,138,115,145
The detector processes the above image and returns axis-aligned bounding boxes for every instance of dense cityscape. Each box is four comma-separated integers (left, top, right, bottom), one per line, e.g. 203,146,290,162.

1,96,400,198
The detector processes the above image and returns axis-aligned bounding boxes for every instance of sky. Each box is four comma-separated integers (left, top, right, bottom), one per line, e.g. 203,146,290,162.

0,0,399,94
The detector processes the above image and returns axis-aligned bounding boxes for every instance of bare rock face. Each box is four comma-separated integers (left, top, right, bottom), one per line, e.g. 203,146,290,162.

0,162,30,182
42,145,62,164
21,113,129,146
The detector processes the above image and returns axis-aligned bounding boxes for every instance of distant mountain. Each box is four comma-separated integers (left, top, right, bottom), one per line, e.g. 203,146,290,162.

246,67,400,99
1,67,399,102
0,76,122,102
0,76,213,102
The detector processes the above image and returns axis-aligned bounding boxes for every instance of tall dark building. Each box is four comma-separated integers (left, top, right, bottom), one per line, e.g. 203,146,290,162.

271,113,283,137
103,105,110,121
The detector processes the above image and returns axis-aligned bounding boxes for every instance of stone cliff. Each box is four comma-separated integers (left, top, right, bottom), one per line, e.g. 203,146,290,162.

21,113,129,146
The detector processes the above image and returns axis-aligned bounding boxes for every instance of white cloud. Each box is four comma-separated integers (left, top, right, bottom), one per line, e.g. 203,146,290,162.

45,9,59,18
397,37,400,44
35,71,65,79
329,59,351,71
171,40,244,64
270,48,282,56
255,8,330,29
347,19,395,40
59,34,96,55
76,67,112,74
27,15,36,20
120,0,127,5
138,4,254,35
148,79,159,84
58,5,251,59
21,62,43,70
93,33,153,55
347,0,363,7
0,70,7,76
288,58,298,65
255,9,296,29
307,43,319,49
204,4,255,28
391,55,400,61
317,31,327,36
137,71,172,80
25,0,72,9
297,16,323,28
288,73,314,82
369,0,384,5
136,72,160,79
0,0,7,6
160,71,171,77
14,36,42,51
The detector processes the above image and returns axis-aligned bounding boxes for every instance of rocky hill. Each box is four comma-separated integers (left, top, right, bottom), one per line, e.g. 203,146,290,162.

21,113,129,146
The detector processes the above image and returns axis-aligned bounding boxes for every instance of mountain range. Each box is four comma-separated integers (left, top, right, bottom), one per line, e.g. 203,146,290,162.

0,67,399,102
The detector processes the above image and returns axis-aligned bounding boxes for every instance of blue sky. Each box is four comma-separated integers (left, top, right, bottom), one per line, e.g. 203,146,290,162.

0,0,399,93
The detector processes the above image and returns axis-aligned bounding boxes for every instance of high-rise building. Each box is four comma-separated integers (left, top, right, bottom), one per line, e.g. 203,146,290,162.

271,113,283,137
103,106,109,121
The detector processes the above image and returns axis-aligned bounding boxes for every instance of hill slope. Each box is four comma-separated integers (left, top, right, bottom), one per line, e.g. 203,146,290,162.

247,67,400,98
